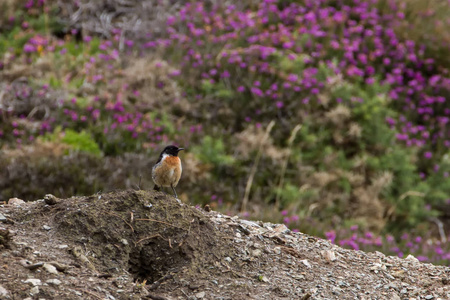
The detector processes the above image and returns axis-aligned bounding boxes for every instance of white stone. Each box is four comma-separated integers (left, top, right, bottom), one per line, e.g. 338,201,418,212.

0,284,10,297
24,279,42,286
43,263,58,275
30,286,39,295
46,279,62,286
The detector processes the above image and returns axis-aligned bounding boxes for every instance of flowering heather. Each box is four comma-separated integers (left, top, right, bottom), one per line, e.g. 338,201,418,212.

325,226,450,265
150,1,449,159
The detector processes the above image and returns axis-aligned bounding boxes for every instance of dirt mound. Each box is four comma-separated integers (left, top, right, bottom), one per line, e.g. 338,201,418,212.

1,190,450,299
53,190,225,283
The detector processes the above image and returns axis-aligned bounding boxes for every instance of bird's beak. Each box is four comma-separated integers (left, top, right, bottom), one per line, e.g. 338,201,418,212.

178,148,185,152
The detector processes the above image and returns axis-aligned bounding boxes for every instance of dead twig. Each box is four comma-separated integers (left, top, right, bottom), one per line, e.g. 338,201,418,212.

81,289,103,300
241,120,275,212
147,294,168,300
135,234,163,245
149,274,173,291
134,218,185,230
275,124,302,208
108,212,134,232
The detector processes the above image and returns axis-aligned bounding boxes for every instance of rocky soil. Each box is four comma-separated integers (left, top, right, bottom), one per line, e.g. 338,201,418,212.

0,190,449,300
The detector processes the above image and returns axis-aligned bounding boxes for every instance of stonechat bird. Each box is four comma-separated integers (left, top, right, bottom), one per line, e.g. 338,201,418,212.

152,145,184,198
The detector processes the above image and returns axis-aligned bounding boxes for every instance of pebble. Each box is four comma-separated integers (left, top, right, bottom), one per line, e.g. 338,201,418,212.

43,263,58,274
390,293,401,300
240,220,260,227
425,296,434,300
8,198,25,205
321,250,336,262
30,286,39,296
274,224,290,233
120,239,128,245
24,279,42,286
43,225,51,231
224,257,232,262
0,213,7,222
46,279,62,286
404,254,419,263
0,284,10,297
195,291,206,298
301,259,312,269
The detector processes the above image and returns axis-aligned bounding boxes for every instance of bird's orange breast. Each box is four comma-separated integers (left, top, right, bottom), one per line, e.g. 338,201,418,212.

163,156,181,167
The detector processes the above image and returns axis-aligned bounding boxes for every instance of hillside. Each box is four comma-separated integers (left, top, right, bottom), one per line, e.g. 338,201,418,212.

0,190,449,299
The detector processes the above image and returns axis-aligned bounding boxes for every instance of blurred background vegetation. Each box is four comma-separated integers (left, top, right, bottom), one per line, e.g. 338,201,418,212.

0,0,449,263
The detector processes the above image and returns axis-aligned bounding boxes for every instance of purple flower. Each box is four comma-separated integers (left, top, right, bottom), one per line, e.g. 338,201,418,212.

250,87,263,97
237,86,245,92
325,230,336,243
287,74,298,82
424,152,432,159
23,44,36,53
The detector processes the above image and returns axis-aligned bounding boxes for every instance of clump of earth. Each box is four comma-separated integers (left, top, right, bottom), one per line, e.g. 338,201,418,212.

0,190,449,299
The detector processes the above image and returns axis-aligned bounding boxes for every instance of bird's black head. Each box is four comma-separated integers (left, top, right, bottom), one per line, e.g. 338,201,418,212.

161,145,184,157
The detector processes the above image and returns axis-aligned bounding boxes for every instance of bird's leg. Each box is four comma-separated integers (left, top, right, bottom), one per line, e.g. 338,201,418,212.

171,185,178,199
135,175,142,190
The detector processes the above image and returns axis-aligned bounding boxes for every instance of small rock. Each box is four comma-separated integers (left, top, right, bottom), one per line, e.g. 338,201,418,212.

46,279,61,286
8,198,25,205
30,286,39,296
392,270,406,279
321,250,336,262
22,261,44,270
224,257,232,262
24,279,42,286
240,220,260,227
425,296,434,300
291,274,305,281
57,244,69,249
252,249,262,257
301,259,312,269
44,194,60,205
0,284,10,297
43,225,51,231
404,254,419,263
43,263,58,275
273,224,289,233
48,261,69,272
0,213,7,222
390,293,401,300
120,239,128,245
195,291,206,299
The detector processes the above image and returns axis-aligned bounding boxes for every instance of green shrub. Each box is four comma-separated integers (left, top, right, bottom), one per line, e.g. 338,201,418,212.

42,127,102,156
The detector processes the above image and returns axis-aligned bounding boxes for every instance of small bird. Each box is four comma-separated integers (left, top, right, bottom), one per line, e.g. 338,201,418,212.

152,145,184,198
